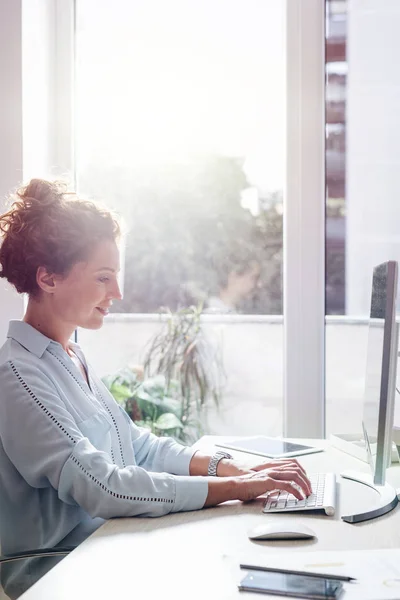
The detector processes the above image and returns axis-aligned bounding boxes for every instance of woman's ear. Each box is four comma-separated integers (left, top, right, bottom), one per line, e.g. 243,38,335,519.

36,266,57,294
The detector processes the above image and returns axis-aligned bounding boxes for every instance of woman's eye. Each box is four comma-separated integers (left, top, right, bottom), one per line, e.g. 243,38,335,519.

97,276,110,283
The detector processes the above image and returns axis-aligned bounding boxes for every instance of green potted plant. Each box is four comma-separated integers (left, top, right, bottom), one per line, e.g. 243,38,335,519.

103,305,224,444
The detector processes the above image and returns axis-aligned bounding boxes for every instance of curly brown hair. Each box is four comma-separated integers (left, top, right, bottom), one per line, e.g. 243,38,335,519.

0,178,120,296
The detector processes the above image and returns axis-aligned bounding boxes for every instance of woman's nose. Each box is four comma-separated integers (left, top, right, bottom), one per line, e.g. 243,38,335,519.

109,279,123,301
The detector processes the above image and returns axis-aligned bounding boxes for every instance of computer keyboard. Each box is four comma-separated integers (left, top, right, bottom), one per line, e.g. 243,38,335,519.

262,472,336,516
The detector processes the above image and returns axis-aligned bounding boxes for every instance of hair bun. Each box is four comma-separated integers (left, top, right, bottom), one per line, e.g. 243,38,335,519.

22,178,63,206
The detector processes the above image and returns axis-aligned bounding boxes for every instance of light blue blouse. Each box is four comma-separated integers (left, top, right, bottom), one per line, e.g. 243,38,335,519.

0,321,208,597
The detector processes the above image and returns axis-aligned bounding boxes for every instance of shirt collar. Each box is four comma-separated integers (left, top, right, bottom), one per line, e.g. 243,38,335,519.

7,320,55,358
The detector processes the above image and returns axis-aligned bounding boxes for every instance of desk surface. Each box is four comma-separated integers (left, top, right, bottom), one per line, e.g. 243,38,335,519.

19,437,400,600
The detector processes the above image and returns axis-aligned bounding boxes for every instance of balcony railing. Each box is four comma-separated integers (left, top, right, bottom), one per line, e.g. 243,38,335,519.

79,315,379,439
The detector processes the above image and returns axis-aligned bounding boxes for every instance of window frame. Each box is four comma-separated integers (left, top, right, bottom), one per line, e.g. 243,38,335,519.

284,0,326,437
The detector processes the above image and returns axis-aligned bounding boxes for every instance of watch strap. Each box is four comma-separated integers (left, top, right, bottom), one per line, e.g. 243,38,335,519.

207,450,233,477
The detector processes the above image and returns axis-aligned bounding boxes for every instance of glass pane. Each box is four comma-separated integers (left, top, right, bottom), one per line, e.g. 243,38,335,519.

325,0,400,436
76,0,286,439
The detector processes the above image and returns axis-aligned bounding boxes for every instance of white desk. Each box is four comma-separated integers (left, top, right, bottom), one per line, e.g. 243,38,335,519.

19,437,400,599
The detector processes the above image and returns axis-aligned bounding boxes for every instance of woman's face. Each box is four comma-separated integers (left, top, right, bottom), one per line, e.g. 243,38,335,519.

229,261,261,300
50,239,122,330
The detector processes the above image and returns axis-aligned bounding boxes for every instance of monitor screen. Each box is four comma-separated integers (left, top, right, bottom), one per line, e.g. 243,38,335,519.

362,261,398,485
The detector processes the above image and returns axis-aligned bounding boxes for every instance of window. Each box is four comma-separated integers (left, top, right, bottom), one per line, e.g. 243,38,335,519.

325,0,400,435
75,0,285,317
13,0,324,438
75,0,290,437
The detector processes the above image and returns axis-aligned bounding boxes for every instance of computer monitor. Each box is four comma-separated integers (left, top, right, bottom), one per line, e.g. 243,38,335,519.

363,260,399,486
341,260,399,523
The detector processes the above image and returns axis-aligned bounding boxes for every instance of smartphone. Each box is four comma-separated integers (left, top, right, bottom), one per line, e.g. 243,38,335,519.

216,436,323,459
238,570,343,599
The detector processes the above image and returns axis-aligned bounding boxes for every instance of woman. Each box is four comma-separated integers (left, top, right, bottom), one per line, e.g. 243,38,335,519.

204,246,261,314
0,179,311,597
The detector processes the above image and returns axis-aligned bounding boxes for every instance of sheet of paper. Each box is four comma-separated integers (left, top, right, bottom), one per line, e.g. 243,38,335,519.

240,548,400,599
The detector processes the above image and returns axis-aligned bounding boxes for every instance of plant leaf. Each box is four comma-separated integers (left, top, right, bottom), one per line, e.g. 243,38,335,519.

155,413,184,430
134,389,156,403
109,383,133,403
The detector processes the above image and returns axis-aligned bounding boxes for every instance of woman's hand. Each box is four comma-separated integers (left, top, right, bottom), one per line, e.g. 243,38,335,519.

238,463,312,501
189,450,312,508
204,463,312,507
217,456,309,480
189,451,312,499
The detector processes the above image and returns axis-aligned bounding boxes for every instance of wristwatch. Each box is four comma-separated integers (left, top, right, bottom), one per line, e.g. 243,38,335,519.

207,450,233,477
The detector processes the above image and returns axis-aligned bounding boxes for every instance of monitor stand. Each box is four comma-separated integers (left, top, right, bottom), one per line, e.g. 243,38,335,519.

340,470,399,523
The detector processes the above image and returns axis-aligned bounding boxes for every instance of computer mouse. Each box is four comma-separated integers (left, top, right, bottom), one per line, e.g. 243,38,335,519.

247,521,316,541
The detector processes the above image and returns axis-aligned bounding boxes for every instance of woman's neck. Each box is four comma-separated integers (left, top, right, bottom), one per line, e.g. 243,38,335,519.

23,298,75,351
219,288,239,309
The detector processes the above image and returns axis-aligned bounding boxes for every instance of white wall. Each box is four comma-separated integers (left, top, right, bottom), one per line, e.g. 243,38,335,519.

0,0,24,342
0,0,60,343
347,0,400,314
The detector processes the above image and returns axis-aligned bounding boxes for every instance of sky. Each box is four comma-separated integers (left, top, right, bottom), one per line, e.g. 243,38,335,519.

75,0,286,193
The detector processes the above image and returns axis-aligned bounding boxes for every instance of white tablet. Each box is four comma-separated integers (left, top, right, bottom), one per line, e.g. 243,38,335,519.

216,436,324,459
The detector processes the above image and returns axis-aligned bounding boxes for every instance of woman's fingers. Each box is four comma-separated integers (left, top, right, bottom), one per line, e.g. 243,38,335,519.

252,458,308,477
271,458,308,476
268,468,312,497
268,461,312,496
245,466,312,497
238,472,306,502
252,463,312,496
237,461,313,502
270,465,312,494
266,477,305,501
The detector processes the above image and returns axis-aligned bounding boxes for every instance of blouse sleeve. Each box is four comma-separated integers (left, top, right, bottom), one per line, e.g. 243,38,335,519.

0,360,208,519
118,405,200,476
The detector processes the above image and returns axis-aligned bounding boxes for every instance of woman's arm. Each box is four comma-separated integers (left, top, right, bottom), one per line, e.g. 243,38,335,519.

189,450,255,476
204,466,312,506
1,361,311,519
0,360,208,518
190,450,312,505
190,450,309,477
123,408,201,476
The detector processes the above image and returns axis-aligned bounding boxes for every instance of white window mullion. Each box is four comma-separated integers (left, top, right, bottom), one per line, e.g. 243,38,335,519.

284,0,326,438
53,0,76,180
